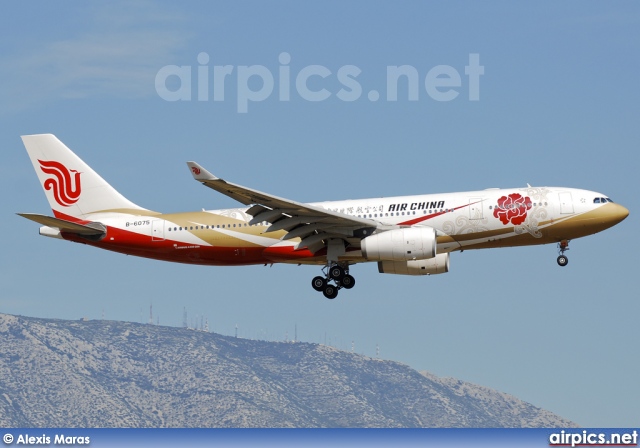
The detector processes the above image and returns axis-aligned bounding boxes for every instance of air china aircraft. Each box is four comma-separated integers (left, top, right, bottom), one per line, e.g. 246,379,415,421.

20,134,629,299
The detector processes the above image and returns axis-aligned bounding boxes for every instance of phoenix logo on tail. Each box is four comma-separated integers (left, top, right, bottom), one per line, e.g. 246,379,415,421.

38,159,82,207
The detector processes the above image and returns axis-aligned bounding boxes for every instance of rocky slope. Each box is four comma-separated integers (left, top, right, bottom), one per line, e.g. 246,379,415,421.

0,313,576,427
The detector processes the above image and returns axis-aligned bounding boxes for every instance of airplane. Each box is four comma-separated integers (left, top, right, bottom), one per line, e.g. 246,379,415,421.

19,134,629,299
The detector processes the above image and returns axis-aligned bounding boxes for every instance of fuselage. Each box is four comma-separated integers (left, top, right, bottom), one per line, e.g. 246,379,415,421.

51,186,629,267
21,134,630,300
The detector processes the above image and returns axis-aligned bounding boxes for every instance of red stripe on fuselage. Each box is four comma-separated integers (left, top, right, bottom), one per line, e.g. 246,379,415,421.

52,210,91,225
59,217,318,266
398,202,477,226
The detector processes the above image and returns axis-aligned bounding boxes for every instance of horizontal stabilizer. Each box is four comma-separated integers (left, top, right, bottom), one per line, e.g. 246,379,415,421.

17,213,106,236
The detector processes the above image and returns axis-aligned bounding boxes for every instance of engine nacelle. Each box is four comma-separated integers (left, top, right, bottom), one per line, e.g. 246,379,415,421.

377,253,450,276
360,227,437,261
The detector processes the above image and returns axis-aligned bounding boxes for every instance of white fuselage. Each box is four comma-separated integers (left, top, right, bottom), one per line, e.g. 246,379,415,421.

54,185,626,267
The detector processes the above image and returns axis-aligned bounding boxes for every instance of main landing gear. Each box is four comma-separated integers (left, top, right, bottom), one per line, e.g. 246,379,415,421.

557,240,570,267
311,264,355,299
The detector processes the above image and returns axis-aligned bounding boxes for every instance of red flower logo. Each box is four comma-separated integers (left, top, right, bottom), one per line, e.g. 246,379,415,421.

493,193,532,226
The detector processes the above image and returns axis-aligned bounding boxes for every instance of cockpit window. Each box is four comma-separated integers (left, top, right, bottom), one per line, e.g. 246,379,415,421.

593,198,601,203
594,197,614,204
606,198,614,203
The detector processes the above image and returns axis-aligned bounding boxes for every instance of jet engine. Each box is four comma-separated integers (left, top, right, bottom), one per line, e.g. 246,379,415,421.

360,227,437,261
377,253,450,275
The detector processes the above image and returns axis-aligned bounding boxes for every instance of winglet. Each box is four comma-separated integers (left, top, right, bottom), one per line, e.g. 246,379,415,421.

186,162,218,181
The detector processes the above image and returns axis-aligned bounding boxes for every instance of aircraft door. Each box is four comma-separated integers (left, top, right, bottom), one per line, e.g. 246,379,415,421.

151,219,165,241
469,198,484,219
559,192,574,214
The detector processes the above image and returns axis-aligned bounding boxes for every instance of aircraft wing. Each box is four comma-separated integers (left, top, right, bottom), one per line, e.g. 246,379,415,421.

186,162,377,253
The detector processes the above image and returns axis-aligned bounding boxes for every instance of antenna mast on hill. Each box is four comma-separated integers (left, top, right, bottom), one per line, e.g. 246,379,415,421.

149,303,153,325
182,307,188,328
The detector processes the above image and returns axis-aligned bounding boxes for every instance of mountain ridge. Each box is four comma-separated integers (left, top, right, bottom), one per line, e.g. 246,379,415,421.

0,313,577,428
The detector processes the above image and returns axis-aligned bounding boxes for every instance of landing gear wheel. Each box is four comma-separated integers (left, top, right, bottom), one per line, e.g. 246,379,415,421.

340,274,355,289
323,284,339,300
312,276,327,292
557,240,570,267
329,265,345,281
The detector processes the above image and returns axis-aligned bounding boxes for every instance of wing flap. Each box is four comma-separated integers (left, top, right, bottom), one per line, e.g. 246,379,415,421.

266,215,327,233
249,208,293,225
282,223,330,240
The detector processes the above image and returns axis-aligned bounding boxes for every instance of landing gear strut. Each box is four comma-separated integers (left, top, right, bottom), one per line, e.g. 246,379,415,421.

312,263,355,299
557,240,569,267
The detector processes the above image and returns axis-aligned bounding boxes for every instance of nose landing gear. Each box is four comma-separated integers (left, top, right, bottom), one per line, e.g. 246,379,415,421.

557,240,570,267
311,264,355,299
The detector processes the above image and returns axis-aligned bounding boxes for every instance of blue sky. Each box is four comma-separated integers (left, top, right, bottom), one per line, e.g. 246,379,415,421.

1,1,639,427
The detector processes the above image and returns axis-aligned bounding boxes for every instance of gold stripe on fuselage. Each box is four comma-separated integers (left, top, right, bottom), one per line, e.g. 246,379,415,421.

159,211,287,248
450,202,628,251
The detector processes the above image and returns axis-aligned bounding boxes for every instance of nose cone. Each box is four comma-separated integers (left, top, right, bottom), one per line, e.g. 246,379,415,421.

606,203,630,226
